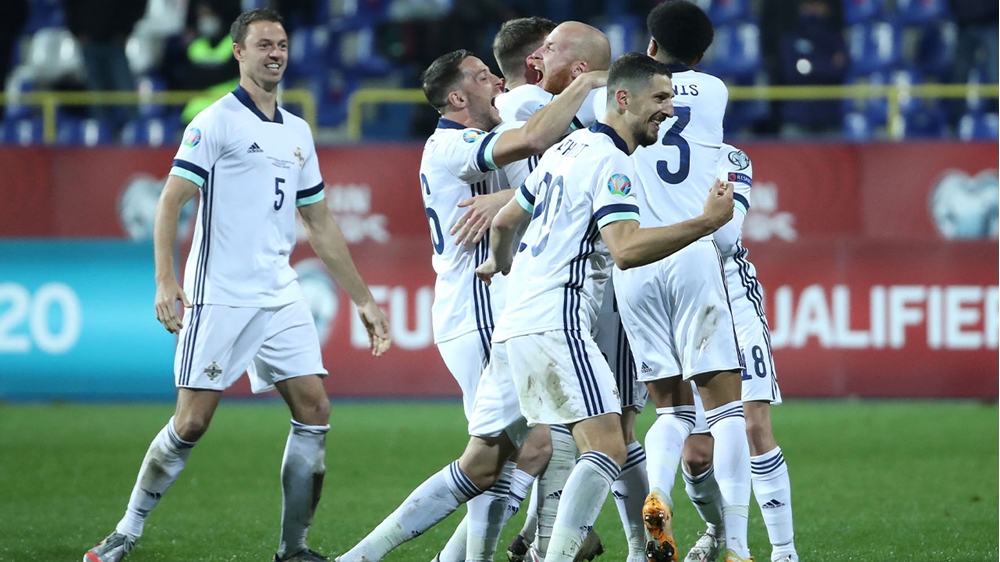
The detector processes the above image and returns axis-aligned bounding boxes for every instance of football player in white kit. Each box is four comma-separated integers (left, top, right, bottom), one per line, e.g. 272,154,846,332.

680,146,799,562
84,9,391,562
335,52,732,562
333,49,606,562
495,21,651,562
612,3,753,562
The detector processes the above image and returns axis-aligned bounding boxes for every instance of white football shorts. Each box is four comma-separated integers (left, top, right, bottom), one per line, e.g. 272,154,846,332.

615,239,743,382
467,339,531,446
174,300,327,393
594,280,647,412
437,330,491,420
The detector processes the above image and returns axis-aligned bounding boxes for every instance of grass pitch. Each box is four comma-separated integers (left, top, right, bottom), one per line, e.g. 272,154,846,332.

0,400,996,562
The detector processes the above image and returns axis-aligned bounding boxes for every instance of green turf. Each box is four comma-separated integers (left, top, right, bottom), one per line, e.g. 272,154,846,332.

0,400,996,562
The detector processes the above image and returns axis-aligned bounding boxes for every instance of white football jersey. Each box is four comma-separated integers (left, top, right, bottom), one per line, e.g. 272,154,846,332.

170,86,324,307
713,143,764,321
493,123,640,342
630,65,729,231
495,83,604,135
420,118,511,344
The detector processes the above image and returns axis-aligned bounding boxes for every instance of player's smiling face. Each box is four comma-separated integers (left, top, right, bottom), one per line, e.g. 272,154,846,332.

628,74,674,147
235,20,288,89
531,28,581,95
457,56,503,130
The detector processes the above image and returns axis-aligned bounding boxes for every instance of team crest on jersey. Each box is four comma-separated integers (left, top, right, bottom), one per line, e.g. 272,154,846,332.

294,147,304,168
607,173,632,196
203,361,222,381
727,149,749,170
728,172,752,186
462,130,485,143
183,128,202,148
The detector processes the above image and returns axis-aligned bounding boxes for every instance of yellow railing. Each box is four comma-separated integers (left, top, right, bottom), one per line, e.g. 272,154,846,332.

0,89,317,144
347,83,999,141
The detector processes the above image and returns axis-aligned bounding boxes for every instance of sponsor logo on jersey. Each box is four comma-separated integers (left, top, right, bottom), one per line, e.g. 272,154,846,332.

294,147,305,168
640,361,653,374
462,130,485,143
183,128,202,148
203,361,222,381
761,499,785,509
247,142,263,153
728,149,749,170
729,172,752,186
607,173,632,196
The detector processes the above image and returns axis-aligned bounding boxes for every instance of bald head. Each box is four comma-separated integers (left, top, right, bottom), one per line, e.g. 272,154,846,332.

534,21,611,94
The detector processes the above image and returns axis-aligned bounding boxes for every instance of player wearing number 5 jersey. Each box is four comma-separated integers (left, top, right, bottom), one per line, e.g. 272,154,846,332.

84,9,390,562
612,3,754,562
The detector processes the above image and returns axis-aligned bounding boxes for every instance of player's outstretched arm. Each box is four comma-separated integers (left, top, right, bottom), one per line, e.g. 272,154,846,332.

153,175,199,334
475,196,532,285
298,201,391,356
489,71,608,168
602,180,734,270
450,189,516,246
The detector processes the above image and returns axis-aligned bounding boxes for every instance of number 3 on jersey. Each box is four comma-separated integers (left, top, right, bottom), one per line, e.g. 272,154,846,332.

421,173,445,255
655,106,691,185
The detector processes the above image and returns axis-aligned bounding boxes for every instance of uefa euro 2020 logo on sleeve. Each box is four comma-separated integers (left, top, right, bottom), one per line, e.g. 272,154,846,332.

608,173,632,197
183,127,201,148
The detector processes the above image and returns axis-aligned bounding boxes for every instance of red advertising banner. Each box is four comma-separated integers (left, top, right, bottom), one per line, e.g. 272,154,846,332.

1,141,996,399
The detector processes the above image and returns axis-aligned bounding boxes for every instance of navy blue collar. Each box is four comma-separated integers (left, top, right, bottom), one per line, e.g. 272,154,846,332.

589,122,630,155
664,62,693,74
232,85,283,123
437,117,467,130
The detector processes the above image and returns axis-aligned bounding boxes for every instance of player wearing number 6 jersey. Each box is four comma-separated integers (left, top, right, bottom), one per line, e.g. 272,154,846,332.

612,3,754,562
681,146,799,562
84,9,390,562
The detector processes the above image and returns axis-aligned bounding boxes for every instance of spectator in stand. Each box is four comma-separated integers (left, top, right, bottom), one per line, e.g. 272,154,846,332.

0,0,29,92
64,0,147,130
776,0,848,137
177,0,242,123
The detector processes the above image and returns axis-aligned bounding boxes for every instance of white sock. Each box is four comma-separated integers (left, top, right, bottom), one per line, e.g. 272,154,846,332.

683,464,723,533
645,406,696,500
546,451,621,562
751,447,797,560
611,441,648,562
278,421,330,558
436,513,468,562
467,461,516,562
534,425,577,557
706,402,751,559
518,480,539,543
339,461,482,562
116,417,195,540
508,467,535,520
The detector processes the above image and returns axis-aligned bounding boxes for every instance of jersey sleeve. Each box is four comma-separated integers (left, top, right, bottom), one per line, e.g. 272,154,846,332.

713,145,753,254
295,134,325,207
170,112,223,188
515,166,542,213
441,128,503,182
497,85,551,124
592,155,640,229
495,121,536,188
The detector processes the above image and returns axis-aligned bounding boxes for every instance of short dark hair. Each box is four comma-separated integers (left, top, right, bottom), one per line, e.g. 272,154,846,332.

421,50,473,113
492,17,556,80
647,1,714,64
230,8,284,46
606,52,672,105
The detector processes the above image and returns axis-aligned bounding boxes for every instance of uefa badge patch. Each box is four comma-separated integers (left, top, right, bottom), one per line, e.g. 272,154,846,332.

183,127,202,148
727,149,749,170
462,130,485,143
728,172,752,186
607,173,632,197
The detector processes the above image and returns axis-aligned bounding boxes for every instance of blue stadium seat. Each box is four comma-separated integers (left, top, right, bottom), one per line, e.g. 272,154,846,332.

287,26,329,81
846,21,902,75
915,22,958,82
701,23,761,81
894,0,950,25
136,75,167,118
599,15,642,59
2,117,44,145
844,0,885,25
122,117,178,147
57,118,113,146
704,0,751,26
24,0,64,33
842,111,875,140
958,112,999,140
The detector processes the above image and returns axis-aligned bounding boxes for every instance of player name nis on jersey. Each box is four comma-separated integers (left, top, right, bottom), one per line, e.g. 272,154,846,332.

673,84,699,96
767,284,999,350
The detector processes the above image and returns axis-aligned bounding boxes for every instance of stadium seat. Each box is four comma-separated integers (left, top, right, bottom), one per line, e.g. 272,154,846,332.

701,23,761,81
914,21,958,82
901,102,948,138
703,0,751,26
122,117,177,147
24,27,84,86
1,117,44,145
2,73,36,121
287,26,329,81
23,0,64,33
846,21,902,75
135,75,167,118
599,15,642,59
894,0,950,26
842,111,875,140
57,118,113,146
958,112,999,140
844,0,884,26
125,32,165,77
